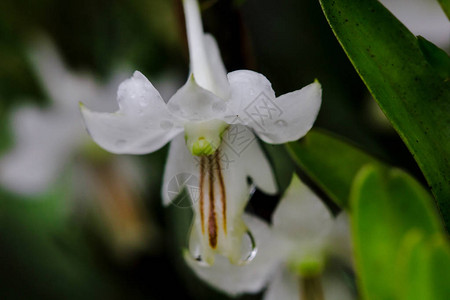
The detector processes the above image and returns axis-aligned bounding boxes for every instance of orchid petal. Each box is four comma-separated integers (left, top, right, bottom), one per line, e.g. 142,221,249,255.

263,267,300,300
222,124,277,194
182,0,229,97
185,214,285,296
187,135,252,264
161,133,199,206
81,71,183,154
116,71,165,114
203,33,229,99
227,70,321,143
167,75,227,121
225,70,276,124
263,81,321,143
0,106,81,195
272,175,333,245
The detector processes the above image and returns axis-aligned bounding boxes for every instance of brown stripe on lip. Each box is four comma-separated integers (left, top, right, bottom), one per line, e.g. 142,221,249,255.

207,155,218,249
199,156,206,234
214,150,227,234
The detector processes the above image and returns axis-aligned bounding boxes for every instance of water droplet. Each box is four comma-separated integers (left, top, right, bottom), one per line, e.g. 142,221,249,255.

188,229,210,267
160,120,173,130
139,98,149,107
248,183,257,198
212,102,226,113
249,89,255,96
237,229,258,266
275,120,288,127
115,139,126,147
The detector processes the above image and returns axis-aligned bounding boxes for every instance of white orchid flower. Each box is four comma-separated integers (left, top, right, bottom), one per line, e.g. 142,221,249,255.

186,175,354,300
0,37,125,195
80,0,322,265
264,176,354,300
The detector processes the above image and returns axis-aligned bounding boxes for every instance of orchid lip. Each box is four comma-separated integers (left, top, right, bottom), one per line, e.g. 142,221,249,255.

185,146,262,266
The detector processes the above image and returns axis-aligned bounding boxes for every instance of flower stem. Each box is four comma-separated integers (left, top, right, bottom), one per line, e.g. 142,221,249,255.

300,276,325,300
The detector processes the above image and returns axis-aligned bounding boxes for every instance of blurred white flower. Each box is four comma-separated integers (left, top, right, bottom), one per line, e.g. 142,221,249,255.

186,175,355,300
81,0,322,265
380,0,450,49
0,37,124,195
0,37,163,258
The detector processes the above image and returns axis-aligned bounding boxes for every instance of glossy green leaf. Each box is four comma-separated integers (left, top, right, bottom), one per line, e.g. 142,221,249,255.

438,0,450,19
263,143,295,194
417,36,450,79
351,165,444,300
396,231,450,300
286,129,386,208
319,0,450,228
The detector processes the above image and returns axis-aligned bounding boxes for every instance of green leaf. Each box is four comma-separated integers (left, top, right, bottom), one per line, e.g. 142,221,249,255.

286,129,386,208
263,143,295,194
318,0,450,228
351,165,444,300
396,231,450,300
417,36,450,79
438,0,450,19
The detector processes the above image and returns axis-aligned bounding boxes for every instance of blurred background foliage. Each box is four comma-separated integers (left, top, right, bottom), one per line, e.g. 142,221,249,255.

0,0,448,299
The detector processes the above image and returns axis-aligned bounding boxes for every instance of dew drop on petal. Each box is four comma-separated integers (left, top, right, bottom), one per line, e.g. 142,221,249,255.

237,229,258,266
248,183,257,198
139,98,150,108
275,120,288,127
115,139,127,147
249,88,255,96
160,120,174,130
188,230,210,267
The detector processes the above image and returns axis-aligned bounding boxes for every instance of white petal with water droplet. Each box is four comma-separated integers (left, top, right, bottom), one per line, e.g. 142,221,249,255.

185,214,286,296
259,81,322,143
81,72,184,154
227,70,321,143
81,105,182,154
167,75,228,121
225,70,276,125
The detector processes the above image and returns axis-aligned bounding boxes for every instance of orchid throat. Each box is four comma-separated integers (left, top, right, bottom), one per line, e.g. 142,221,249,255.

185,120,229,156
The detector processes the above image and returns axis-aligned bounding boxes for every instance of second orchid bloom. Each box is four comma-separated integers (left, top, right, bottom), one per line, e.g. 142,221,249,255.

80,0,322,265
